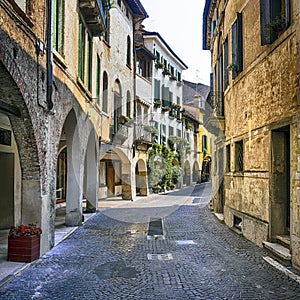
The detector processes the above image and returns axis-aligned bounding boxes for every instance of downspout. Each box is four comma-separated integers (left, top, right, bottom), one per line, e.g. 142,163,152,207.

132,15,147,158
46,0,54,112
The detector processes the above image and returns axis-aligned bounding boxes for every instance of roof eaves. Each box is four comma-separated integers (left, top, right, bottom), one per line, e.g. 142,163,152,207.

143,31,188,70
126,0,148,18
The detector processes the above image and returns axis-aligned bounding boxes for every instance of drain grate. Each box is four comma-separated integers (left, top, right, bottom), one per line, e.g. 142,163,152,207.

148,218,163,236
176,240,197,245
147,253,173,261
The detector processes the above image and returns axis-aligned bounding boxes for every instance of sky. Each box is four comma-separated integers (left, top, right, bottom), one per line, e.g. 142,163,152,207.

141,0,211,86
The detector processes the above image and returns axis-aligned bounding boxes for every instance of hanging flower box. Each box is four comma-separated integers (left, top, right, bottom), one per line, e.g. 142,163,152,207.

7,224,42,263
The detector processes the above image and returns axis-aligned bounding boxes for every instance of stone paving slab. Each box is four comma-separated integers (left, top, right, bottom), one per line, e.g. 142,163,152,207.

0,183,300,299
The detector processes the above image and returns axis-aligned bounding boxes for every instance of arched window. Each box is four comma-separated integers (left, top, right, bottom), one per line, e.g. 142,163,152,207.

126,35,131,66
102,71,108,113
113,80,122,134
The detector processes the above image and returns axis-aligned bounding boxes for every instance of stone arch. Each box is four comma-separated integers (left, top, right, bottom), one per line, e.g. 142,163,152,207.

135,159,148,196
83,127,98,212
59,109,83,226
0,61,42,233
99,147,133,200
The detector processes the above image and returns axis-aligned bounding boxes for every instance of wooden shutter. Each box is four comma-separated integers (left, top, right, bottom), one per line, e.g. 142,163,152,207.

154,79,160,101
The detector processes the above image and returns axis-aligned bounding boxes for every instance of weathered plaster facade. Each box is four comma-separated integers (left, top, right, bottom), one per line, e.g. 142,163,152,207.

0,0,148,255
204,0,300,268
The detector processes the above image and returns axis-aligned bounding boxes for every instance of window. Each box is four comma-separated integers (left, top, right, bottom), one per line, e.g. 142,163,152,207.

169,126,174,136
177,129,181,138
162,85,170,107
53,0,64,55
169,91,173,105
260,0,290,45
224,37,229,88
154,79,160,101
231,13,243,79
86,37,93,91
177,72,182,82
78,20,93,91
161,125,166,144
96,55,100,104
235,140,244,172
102,71,108,113
127,36,131,66
126,91,131,117
226,144,231,172
155,50,160,61
186,132,190,142
78,21,85,81
177,96,180,105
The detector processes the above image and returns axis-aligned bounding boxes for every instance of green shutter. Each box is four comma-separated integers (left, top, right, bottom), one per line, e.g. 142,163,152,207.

154,79,160,101
57,0,64,54
78,22,84,80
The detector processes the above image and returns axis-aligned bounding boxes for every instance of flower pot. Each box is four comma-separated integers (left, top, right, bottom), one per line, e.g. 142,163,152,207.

7,235,40,262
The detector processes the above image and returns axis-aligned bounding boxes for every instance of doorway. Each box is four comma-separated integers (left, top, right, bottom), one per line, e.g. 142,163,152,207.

270,126,290,239
0,152,14,228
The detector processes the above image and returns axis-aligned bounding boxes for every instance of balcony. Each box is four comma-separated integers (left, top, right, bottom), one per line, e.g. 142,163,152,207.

135,124,155,150
204,91,225,135
79,0,109,36
111,124,128,145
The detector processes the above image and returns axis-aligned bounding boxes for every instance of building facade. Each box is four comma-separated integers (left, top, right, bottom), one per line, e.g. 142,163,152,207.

142,32,202,188
203,0,300,268
183,80,212,182
0,0,149,254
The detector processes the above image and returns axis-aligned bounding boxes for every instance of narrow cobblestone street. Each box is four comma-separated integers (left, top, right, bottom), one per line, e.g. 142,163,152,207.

1,183,300,299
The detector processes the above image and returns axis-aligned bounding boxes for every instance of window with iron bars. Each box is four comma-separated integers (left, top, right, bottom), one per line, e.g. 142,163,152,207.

226,144,231,172
235,140,243,172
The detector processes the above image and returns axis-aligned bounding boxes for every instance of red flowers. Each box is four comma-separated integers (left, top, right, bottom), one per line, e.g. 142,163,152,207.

8,224,42,238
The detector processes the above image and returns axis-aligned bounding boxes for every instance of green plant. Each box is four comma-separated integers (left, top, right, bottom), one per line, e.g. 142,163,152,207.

162,106,171,112
265,15,285,33
154,100,162,108
144,125,159,136
227,63,238,72
162,68,171,76
9,224,42,238
155,61,164,69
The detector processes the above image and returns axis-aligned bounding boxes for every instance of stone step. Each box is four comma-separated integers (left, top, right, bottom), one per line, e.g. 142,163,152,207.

263,241,291,261
276,235,290,249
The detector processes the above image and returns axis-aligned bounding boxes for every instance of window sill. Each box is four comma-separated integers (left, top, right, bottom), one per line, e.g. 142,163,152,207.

53,50,67,69
6,0,34,27
126,63,132,70
76,77,92,101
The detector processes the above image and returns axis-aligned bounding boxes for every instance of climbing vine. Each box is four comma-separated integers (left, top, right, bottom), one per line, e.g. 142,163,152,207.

148,138,187,193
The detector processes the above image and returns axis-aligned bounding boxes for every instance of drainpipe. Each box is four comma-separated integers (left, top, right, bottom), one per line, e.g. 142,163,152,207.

132,16,147,158
46,0,54,112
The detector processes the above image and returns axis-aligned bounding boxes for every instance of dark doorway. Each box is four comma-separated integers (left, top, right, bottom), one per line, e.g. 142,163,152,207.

271,126,290,239
0,152,14,229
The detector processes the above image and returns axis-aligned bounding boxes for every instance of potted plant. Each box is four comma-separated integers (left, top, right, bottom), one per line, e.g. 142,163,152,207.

154,100,162,109
7,223,42,262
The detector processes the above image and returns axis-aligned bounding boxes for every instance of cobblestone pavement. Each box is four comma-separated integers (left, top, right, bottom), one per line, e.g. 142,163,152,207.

1,183,300,299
